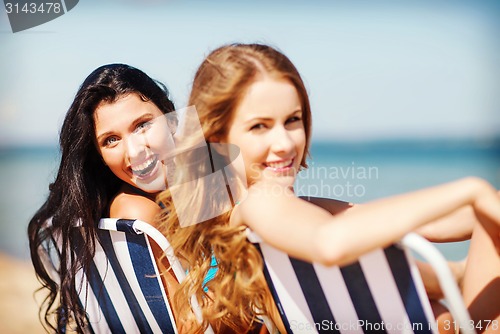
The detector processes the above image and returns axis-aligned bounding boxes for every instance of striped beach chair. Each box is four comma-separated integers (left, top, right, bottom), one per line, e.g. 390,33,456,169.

248,231,475,334
41,218,212,334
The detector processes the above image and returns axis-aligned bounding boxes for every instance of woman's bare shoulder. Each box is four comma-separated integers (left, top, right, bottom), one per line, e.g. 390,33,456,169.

109,190,160,223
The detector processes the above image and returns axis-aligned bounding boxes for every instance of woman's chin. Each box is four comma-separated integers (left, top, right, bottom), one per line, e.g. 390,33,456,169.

262,169,296,184
134,171,167,193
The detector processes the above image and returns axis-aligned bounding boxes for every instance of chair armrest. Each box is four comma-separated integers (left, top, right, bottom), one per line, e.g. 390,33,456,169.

402,233,475,334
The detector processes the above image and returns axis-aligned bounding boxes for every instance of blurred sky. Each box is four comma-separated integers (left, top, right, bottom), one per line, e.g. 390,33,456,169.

0,0,499,146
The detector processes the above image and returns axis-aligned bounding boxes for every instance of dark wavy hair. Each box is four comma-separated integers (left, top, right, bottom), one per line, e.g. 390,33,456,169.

27,64,175,333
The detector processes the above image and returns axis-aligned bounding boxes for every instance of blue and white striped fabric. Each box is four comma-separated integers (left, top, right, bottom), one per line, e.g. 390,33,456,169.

248,232,438,334
73,218,179,334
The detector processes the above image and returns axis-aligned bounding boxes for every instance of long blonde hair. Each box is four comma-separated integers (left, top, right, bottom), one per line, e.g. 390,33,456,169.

157,43,312,333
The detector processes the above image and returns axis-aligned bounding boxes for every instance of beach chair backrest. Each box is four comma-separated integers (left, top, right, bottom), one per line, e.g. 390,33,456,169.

78,218,179,333
40,218,213,333
248,231,475,334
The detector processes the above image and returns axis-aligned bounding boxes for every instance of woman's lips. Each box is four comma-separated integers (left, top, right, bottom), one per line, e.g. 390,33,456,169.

131,155,159,179
264,159,294,172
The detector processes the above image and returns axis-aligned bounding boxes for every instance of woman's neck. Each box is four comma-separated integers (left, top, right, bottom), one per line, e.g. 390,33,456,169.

121,183,158,201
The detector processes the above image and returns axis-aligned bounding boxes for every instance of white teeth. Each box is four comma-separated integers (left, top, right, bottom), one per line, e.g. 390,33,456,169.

132,156,155,173
266,160,292,169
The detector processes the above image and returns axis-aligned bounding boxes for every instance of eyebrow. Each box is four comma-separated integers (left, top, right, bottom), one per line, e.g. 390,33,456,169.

243,109,302,124
243,117,272,125
96,131,113,145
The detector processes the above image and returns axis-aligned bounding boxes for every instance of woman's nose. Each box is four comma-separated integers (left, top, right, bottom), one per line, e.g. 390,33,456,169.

125,134,147,163
270,126,294,153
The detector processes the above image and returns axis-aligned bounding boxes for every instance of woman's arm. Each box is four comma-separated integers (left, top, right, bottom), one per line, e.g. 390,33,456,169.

302,196,476,242
415,206,474,242
235,177,500,267
416,190,500,242
303,196,476,242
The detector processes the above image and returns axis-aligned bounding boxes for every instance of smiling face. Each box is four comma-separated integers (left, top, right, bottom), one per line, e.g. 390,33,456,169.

94,93,175,193
224,78,306,188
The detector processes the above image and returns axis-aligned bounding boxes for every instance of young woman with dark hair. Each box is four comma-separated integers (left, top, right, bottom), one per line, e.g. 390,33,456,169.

28,63,177,332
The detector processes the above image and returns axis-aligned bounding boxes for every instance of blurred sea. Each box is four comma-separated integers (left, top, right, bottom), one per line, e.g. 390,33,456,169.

0,138,499,261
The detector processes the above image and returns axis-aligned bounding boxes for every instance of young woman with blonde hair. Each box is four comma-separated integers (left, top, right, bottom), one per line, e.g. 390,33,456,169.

158,43,500,334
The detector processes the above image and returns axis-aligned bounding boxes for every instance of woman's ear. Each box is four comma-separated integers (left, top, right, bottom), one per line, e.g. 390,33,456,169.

207,136,228,157
208,135,222,143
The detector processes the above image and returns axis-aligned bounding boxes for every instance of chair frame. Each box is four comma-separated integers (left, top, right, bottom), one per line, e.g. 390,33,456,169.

40,218,214,334
248,231,476,334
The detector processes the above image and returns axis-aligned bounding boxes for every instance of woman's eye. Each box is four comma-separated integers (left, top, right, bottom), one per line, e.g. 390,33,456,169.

103,136,118,147
250,123,266,131
286,116,302,124
135,121,153,132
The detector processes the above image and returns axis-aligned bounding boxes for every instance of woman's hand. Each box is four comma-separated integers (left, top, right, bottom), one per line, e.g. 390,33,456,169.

418,259,466,301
